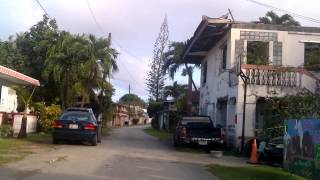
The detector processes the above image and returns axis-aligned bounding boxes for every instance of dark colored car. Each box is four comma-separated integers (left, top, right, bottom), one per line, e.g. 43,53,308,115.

52,107,102,146
173,116,224,149
264,137,284,164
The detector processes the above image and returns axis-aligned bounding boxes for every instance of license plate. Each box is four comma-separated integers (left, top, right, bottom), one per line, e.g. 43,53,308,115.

69,124,78,129
198,140,208,145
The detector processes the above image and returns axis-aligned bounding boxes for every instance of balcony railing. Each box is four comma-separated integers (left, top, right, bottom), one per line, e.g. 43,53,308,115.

242,64,301,87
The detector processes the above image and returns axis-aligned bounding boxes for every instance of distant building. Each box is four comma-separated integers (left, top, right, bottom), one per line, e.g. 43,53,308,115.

111,103,149,127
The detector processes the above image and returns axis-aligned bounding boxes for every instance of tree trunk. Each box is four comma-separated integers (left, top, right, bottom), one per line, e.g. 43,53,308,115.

184,63,198,91
17,114,27,138
187,74,193,116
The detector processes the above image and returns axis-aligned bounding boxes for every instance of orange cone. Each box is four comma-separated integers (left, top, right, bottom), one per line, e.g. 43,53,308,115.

248,139,259,164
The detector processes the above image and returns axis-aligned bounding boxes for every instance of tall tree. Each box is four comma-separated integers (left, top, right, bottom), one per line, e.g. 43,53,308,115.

256,11,300,26
119,94,145,107
146,16,169,101
15,15,60,104
44,32,90,108
163,81,187,100
163,41,199,91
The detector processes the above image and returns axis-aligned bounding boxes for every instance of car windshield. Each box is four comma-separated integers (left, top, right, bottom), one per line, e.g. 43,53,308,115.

60,112,91,121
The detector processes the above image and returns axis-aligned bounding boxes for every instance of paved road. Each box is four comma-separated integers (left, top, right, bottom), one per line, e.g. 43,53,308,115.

0,125,218,180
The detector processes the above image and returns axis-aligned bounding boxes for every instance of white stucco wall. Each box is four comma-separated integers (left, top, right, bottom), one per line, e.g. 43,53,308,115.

13,114,38,134
199,27,320,147
0,86,17,113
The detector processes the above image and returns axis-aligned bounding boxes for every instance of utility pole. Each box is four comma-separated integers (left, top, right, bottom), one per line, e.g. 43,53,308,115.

240,71,249,152
128,84,131,123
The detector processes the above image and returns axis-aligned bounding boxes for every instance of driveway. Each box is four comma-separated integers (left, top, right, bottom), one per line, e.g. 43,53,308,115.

0,125,225,180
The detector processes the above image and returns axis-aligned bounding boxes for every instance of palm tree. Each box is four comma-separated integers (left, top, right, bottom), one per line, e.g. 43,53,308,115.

84,33,118,113
163,81,187,100
44,32,90,108
163,41,199,91
256,11,300,26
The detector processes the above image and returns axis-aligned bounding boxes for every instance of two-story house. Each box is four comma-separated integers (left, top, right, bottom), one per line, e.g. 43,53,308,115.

183,16,320,147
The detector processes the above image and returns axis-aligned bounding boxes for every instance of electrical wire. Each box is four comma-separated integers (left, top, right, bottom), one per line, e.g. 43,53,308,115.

246,0,320,24
35,0,50,18
34,0,146,94
85,0,147,87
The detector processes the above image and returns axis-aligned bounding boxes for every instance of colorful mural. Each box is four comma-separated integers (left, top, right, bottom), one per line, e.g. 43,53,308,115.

284,119,320,180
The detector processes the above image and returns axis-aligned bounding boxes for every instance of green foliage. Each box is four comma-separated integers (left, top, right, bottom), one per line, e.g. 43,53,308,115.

163,81,187,100
147,102,163,118
247,41,269,65
264,95,320,128
304,43,320,72
119,94,145,107
175,94,188,116
34,102,62,132
144,127,172,141
256,11,300,26
207,164,305,180
0,125,14,138
146,16,169,101
1,15,117,115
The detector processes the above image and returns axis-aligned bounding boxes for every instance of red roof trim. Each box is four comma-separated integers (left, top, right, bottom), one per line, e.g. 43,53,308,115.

0,65,40,86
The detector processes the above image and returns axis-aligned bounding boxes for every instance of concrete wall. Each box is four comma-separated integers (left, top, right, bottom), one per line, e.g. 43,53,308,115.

0,86,17,113
199,27,320,147
12,114,38,134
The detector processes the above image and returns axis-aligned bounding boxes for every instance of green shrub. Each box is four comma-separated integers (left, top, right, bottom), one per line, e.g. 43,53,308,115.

0,125,14,138
34,102,62,132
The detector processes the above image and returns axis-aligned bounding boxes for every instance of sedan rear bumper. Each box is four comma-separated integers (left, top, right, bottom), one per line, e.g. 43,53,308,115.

53,130,96,141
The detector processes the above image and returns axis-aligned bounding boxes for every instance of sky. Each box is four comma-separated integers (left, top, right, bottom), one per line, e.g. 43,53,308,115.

0,0,320,102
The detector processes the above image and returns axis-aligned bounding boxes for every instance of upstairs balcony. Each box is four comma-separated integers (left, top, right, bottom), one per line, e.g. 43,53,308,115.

240,64,320,93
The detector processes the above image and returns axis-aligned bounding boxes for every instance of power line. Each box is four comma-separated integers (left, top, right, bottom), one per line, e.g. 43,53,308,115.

85,0,147,88
34,0,146,94
35,0,50,18
85,0,146,64
246,0,320,24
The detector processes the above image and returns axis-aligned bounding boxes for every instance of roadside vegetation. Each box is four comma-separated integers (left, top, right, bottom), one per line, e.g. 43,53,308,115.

144,127,172,141
207,165,306,180
144,127,207,154
0,134,54,165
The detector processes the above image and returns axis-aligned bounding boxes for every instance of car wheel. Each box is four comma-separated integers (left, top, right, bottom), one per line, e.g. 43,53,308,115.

91,135,97,146
97,127,102,143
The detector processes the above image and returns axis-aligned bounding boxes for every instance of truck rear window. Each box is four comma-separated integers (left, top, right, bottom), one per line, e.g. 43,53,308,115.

181,117,211,125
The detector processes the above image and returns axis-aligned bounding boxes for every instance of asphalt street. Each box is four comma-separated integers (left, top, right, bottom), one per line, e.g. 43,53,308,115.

0,125,218,180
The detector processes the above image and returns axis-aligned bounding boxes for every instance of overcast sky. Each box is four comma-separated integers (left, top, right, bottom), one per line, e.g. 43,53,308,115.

1,0,320,101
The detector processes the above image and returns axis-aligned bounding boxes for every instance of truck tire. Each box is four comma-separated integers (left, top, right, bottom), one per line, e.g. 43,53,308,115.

173,138,180,147
52,138,58,144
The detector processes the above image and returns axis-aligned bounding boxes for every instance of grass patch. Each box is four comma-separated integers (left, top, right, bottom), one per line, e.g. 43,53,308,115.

102,127,111,136
144,128,207,154
0,132,54,165
143,128,172,141
0,138,32,165
26,132,52,144
223,149,244,157
207,164,306,180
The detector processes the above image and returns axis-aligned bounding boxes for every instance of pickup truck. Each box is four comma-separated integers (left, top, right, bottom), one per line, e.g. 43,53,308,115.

173,116,224,149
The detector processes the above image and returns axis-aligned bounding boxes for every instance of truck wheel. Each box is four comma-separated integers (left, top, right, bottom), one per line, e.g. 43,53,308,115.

173,138,180,147
97,127,102,143
52,138,59,144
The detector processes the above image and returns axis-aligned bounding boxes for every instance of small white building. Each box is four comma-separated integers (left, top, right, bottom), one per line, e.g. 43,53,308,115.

183,16,320,147
0,65,40,133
